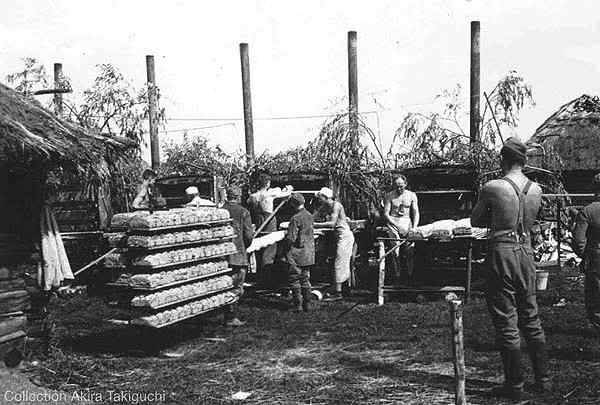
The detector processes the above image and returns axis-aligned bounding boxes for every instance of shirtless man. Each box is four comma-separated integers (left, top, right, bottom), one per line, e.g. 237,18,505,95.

247,173,293,285
383,175,420,235
383,175,419,281
132,169,165,211
471,137,550,401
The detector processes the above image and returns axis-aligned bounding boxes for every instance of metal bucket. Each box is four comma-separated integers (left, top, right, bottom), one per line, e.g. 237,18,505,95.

536,270,549,291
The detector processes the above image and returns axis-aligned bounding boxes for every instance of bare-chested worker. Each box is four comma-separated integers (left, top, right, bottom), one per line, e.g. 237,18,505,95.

247,173,293,285
471,137,550,401
383,175,419,281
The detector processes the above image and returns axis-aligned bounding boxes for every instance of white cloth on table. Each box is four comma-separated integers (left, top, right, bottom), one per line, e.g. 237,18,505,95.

430,220,456,238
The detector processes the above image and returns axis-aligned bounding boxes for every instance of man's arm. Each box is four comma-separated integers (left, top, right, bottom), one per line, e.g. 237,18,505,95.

410,193,420,229
383,194,393,225
285,216,299,245
242,210,254,248
132,185,146,209
471,184,493,228
572,209,590,257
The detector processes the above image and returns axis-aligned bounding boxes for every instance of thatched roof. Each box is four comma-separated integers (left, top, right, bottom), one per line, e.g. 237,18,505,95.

528,95,600,171
0,83,134,177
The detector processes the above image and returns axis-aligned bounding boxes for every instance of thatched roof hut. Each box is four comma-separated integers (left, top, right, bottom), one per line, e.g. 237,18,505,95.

528,95,600,193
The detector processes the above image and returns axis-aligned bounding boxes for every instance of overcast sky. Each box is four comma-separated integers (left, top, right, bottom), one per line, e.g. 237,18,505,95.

2,0,600,162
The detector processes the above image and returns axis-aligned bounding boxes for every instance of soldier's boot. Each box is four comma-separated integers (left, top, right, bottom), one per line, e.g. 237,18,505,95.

528,342,552,393
491,348,524,402
301,288,312,312
290,288,303,312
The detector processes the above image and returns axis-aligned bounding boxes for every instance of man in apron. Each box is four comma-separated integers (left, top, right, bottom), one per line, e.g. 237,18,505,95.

572,173,600,335
247,173,293,286
314,187,354,300
471,137,550,401
383,175,419,282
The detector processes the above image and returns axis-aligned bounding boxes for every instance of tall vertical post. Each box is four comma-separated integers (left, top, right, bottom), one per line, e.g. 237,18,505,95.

348,31,358,140
146,55,160,171
447,295,467,405
470,21,481,146
53,63,63,117
240,43,255,167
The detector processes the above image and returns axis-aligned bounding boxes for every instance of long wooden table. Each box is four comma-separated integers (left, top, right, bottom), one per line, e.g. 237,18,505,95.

375,234,486,305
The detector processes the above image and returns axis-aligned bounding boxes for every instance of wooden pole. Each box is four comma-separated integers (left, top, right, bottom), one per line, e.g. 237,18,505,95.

53,63,63,117
377,241,386,305
146,55,160,171
557,199,562,270
470,21,481,146
465,241,472,304
348,31,359,141
240,43,255,168
447,297,467,405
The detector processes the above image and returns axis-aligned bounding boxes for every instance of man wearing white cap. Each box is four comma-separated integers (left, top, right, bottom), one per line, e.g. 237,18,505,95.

313,187,354,300
185,186,216,207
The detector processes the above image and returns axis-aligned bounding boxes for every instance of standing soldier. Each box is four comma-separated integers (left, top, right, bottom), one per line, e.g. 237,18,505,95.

572,173,600,335
471,137,550,401
222,185,254,327
284,193,315,312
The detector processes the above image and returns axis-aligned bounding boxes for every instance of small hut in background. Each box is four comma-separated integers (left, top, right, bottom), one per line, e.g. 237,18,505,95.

0,83,130,364
528,95,600,195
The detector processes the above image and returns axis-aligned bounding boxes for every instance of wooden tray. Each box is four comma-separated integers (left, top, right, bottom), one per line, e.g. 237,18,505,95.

131,285,236,310
107,268,234,291
131,251,237,271
130,295,239,328
128,235,236,252
129,219,232,233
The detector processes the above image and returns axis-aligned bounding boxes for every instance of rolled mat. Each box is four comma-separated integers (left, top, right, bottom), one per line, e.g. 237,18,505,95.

0,316,27,338
0,290,29,313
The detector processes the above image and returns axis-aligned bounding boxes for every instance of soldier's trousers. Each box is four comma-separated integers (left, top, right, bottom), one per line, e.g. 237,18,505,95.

289,263,311,290
584,250,600,332
485,241,546,350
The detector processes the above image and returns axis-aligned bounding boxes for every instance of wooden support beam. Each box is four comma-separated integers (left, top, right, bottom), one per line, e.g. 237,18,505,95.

240,43,255,167
146,55,160,171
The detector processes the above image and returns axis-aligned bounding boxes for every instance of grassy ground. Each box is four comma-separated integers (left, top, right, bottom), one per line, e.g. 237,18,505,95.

14,269,600,405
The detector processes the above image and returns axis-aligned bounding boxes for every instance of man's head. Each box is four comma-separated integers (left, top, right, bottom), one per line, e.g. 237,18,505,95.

500,137,527,173
394,175,408,193
316,187,334,206
289,192,305,211
257,173,271,190
226,185,242,202
142,169,157,185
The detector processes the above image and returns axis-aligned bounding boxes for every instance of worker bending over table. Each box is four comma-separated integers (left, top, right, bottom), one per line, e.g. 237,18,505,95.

471,137,550,401
132,169,166,211
383,175,419,282
313,187,354,301
247,173,293,286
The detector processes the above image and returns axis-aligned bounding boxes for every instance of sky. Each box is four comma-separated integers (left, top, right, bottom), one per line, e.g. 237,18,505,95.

2,0,600,163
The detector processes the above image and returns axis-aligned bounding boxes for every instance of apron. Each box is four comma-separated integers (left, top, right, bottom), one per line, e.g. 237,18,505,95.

332,204,354,284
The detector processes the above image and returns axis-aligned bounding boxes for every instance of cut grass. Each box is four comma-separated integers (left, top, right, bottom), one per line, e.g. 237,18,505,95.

17,268,600,404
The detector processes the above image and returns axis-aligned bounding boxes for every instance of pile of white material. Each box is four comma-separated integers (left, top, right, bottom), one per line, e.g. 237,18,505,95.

133,242,236,267
246,231,286,253
404,218,487,240
131,275,234,308
134,290,238,327
129,260,229,288
129,207,230,229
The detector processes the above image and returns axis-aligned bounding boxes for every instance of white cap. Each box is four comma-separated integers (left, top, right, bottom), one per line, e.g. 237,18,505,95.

185,186,199,195
316,187,334,199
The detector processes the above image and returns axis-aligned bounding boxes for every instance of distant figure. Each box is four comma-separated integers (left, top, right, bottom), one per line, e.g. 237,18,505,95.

572,173,600,336
383,175,419,281
471,137,550,401
132,169,165,210
284,193,315,312
313,187,354,301
247,173,293,285
222,185,254,327
184,186,215,207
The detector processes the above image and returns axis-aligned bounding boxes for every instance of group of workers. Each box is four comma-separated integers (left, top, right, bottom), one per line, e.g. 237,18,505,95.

129,136,600,401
